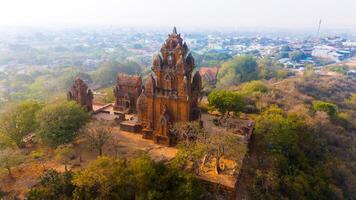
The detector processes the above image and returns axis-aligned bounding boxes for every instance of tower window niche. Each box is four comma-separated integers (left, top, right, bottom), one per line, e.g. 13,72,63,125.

164,74,172,90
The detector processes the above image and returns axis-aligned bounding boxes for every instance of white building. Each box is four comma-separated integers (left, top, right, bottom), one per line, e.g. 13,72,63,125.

312,45,349,62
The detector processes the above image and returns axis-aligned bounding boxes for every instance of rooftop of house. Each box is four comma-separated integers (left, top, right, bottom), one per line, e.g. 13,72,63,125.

199,67,219,81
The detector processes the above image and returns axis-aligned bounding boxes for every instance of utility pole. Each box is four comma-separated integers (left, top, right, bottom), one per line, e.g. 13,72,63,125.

317,19,322,39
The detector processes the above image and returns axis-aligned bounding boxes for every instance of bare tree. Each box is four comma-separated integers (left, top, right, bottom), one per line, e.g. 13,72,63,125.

55,144,75,171
110,137,121,159
202,134,241,175
0,148,25,179
84,121,113,157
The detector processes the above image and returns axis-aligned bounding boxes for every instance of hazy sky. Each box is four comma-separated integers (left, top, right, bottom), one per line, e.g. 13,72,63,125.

0,0,355,29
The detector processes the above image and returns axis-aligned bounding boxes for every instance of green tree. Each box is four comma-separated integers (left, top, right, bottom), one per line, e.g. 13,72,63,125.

128,154,204,200
217,55,258,86
72,155,205,200
251,105,333,199
93,60,142,86
258,57,278,80
0,100,43,147
289,50,306,62
27,169,74,200
72,156,132,200
36,101,89,147
208,90,245,115
0,133,15,150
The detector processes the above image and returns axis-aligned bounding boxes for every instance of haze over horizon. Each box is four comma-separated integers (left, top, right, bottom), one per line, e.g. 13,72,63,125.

0,0,355,30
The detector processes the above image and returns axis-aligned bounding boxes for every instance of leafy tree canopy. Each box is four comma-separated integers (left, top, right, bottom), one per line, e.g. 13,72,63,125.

251,105,334,199
217,55,258,87
70,155,205,200
0,100,43,146
92,60,142,86
36,101,89,147
208,90,245,115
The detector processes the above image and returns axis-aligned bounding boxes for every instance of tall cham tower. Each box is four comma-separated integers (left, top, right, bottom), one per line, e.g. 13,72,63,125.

137,27,202,145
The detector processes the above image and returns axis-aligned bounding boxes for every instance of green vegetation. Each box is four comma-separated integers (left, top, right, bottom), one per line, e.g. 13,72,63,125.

289,50,307,62
0,100,43,147
55,145,76,171
313,101,338,118
36,101,89,147
345,93,356,109
0,66,92,104
0,57,144,110
217,56,290,88
258,57,285,80
0,99,89,151
96,87,116,103
28,155,205,200
0,148,25,178
208,90,245,115
207,80,269,115
0,134,15,150
27,169,74,200
217,55,258,86
276,47,307,62
303,64,315,79
193,52,232,67
92,60,143,86
326,64,349,75
240,80,268,94
172,121,243,175
250,105,333,199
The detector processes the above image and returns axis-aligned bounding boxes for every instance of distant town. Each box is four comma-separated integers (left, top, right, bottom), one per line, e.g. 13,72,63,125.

0,26,355,108
0,27,355,70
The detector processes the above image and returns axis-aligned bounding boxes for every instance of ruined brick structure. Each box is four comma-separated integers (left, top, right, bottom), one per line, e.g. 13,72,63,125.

113,74,142,113
137,27,202,145
67,78,93,111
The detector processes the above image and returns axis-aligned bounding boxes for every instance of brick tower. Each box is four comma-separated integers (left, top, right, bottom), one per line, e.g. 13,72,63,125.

67,78,93,111
137,27,202,145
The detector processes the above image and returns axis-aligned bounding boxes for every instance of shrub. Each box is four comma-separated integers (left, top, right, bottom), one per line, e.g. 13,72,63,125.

31,149,45,159
276,69,289,80
27,169,74,200
198,101,211,113
313,101,338,118
241,80,268,94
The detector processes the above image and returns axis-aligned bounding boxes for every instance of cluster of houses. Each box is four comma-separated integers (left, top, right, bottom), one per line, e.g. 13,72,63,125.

278,36,354,69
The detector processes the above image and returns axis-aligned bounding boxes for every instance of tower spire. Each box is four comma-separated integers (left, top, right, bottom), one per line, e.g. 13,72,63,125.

172,26,177,34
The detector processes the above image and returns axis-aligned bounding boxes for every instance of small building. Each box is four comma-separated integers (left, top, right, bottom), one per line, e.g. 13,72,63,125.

113,74,142,113
347,70,356,78
312,45,351,62
199,67,219,85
